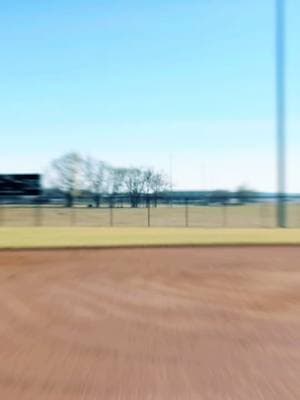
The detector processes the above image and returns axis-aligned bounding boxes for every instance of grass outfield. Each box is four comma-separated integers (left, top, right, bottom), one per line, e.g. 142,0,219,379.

0,227,300,249
1,204,300,228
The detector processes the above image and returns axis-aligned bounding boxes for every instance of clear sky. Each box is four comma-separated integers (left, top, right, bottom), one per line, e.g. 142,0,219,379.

1,0,299,191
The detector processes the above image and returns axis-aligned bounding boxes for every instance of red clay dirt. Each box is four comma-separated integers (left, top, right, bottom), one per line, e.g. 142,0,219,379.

0,246,300,399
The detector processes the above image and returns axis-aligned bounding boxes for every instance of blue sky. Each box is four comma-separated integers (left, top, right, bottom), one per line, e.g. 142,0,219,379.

1,0,299,191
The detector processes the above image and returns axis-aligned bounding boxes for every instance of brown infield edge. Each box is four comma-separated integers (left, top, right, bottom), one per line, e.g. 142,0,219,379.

1,242,300,252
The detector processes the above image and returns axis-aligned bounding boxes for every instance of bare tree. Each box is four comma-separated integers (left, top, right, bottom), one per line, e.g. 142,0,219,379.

143,169,155,195
47,153,170,209
107,167,126,194
121,168,169,208
103,167,127,208
144,168,169,207
83,157,109,207
49,152,83,207
123,168,146,208
235,185,257,205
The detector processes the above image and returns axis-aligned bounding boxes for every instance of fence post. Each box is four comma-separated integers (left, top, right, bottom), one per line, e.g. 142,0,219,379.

34,205,42,226
222,204,227,227
109,198,114,227
0,204,3,226
185,199,189,227
147,197,151,227
259,203,263,227
260,202,268,228
70,207,76,226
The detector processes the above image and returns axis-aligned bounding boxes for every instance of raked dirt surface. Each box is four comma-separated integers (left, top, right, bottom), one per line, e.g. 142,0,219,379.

1,246,300,399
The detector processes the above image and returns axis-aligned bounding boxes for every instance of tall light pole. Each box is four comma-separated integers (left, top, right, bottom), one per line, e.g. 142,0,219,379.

276,0,287,227
169,153,173,192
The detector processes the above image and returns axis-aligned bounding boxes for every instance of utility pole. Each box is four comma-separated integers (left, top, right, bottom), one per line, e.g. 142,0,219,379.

276,0,287,227
169,153,173,206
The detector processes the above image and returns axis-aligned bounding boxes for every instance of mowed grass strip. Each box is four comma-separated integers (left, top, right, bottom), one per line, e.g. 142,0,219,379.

1,204,300,228
0,227,300,249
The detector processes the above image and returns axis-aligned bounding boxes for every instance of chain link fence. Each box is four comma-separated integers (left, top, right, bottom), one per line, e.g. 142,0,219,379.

0,196,299,228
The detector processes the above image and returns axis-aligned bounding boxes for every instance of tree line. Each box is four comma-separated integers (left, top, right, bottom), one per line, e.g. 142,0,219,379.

45,152,257,208
47,152,170,207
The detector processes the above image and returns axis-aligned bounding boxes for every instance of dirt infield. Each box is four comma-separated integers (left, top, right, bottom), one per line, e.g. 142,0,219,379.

1,247,300,399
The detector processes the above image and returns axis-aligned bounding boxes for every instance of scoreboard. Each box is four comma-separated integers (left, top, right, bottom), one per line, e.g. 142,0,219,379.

0,174,41,196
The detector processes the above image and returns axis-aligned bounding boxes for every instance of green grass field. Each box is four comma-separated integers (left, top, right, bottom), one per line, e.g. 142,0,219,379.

1,203,300,228
0,227,300,249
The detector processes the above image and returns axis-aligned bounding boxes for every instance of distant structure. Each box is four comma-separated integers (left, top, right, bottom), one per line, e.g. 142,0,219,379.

0,174,41,197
